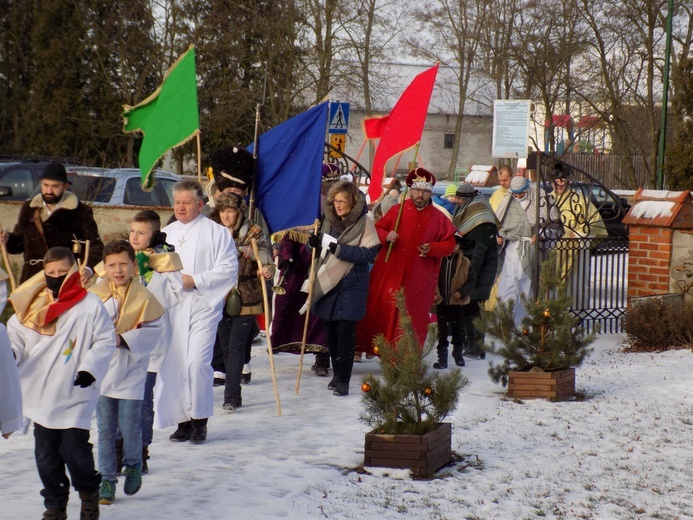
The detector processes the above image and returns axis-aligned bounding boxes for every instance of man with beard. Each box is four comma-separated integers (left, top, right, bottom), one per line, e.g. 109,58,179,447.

356,168,457,353
0,162,103,284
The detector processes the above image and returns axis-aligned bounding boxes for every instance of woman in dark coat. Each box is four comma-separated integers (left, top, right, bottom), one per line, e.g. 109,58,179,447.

306,181,380,396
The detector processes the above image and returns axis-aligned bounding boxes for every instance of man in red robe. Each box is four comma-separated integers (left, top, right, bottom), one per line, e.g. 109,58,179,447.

357,168,457,353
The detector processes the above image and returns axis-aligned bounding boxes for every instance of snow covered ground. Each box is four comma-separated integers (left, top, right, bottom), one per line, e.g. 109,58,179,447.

2,334,693,520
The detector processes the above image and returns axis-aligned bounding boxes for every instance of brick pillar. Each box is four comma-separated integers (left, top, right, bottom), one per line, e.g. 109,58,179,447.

627,225,673,300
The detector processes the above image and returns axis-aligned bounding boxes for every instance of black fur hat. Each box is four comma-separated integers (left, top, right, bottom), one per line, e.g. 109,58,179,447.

209,146,255,192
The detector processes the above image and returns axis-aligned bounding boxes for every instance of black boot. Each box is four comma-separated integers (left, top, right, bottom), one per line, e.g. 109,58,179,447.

169,421,192,442
452,346,465,366
189,418,208,444
42,508,67,520
433,343,448,369
315,353,330,377
333,382,349,396
328,376,338,390
79,489,100,520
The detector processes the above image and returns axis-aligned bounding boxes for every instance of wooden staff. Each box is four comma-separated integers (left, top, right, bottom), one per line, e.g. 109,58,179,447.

0,240,16,292
384,143,420,263
296,219,321,394
250,238,282,416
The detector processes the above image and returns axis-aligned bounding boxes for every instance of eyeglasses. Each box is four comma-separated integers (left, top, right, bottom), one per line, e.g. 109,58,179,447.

333,199,348,206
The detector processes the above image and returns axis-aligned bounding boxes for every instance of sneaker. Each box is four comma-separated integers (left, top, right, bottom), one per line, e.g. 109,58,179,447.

222,402,237,412
240,372,251,384
80,489,100,519
42,508,67,520
99,480,116,505
123,462,142,496
141,446,149,475
189,418,208,444
169,421,192,442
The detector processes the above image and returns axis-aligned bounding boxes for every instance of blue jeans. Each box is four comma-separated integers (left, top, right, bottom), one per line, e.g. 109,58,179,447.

34,423,101,510
141,372,156,447
96,397,142,482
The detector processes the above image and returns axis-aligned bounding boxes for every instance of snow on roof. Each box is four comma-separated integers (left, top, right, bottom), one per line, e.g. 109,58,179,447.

630,200,676,220
640,189,685,199
466,170,490,184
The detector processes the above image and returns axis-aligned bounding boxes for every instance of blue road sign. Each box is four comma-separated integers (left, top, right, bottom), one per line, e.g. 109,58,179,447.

329,102,350,134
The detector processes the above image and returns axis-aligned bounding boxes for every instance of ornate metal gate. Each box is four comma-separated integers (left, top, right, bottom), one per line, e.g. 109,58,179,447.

533,153,630,333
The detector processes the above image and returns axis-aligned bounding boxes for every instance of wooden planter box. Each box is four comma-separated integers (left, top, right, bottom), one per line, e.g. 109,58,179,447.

364,422,452,477
507,367,575,402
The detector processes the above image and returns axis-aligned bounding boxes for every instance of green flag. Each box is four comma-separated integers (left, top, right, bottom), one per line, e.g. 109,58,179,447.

123,46,199,189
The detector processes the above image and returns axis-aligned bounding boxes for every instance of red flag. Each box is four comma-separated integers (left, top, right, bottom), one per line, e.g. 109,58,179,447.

366,64,439,200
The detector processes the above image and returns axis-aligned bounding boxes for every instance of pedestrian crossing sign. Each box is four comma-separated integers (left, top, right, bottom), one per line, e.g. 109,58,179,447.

328,102,349,134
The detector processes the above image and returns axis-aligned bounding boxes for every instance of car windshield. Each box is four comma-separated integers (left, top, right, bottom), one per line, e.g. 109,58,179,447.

69,174,116,203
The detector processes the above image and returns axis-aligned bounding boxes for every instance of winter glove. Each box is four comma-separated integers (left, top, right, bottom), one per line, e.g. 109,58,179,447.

328,242,338,255
278,258,292,272
307,233,321,256
73,371,96,388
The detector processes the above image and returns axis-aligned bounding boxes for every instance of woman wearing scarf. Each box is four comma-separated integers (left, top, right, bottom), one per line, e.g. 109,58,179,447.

305,181,380,396
214,193,274,412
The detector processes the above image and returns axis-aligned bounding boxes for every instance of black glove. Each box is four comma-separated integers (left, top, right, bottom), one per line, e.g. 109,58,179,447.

307,233,320,249
328,242,338,254
278,258,292,271
73,371,96,388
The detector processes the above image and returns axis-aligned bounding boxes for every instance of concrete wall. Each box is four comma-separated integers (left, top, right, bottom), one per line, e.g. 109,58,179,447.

344,111,494,182
0,201,173,273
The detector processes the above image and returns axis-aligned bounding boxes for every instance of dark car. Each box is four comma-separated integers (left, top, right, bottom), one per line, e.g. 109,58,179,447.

0,159,75,201
553,181,630,238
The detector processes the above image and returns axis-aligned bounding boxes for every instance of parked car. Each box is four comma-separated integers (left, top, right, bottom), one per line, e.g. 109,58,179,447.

0,159,79,201
64,167,180,207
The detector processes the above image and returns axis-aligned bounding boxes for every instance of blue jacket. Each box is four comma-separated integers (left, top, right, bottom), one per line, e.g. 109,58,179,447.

312,196,380,322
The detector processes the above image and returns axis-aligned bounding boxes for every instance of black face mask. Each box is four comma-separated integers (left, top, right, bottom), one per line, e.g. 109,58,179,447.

45,274,67,299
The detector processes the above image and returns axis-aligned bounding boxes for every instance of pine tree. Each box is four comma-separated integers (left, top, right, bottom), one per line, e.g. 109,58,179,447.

475,254,595,387
359,289,469,435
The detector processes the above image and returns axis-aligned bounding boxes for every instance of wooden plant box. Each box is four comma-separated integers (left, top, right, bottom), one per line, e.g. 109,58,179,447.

507,367,575,402
364,422,452,477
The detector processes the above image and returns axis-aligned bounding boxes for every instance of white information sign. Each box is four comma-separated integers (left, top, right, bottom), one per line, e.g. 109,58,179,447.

492,100,531,158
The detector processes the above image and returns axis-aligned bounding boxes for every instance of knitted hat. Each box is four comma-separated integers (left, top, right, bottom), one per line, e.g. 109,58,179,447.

455,182,478,198
322,163,341,183
40,162,71,184
215,192,244,212
510,176,530,194
405,167,436,191
209,146,254,191
444,184,458,197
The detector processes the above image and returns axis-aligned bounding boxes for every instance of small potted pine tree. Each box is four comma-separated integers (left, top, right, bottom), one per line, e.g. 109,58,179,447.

475,255,595,401
360,290,469,477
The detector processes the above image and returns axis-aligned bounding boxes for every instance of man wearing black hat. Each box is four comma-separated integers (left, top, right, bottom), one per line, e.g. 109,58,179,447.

0,162,104,283
452,182,499,359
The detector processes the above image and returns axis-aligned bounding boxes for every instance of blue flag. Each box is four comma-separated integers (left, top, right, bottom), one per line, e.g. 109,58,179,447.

247,102,328,234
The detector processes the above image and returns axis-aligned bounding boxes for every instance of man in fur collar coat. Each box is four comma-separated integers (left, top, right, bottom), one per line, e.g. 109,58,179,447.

0,162,104,284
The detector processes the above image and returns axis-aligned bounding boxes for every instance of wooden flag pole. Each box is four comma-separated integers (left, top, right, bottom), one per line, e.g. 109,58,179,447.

295,219,321,394
251,238,281,416
384,142,421,263
196,130,202,184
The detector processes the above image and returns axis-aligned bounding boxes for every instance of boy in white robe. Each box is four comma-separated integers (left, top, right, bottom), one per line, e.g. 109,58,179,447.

0,270,23,439
90,240,165,505
7,247,115,520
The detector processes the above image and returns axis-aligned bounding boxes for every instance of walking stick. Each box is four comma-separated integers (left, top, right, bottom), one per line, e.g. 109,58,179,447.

384,186,408,263
1,245,16,292
250,238,282,416
296,219,320,394
0,228,16,292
